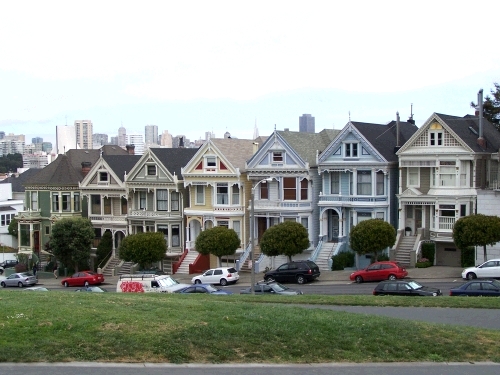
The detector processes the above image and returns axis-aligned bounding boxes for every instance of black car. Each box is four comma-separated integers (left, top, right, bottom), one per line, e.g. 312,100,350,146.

240,281,303,295
0,259,18,269
449,279,500,297
264,260,320,284
373,280,442,296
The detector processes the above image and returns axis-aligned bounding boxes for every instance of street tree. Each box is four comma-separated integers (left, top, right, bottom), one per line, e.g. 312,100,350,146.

453,214,500,262
471,82,500,127
119,232,167,269
8,218,18,238
259,221,310,262
50,217,95,272
350,219,396,261
195,226,240,266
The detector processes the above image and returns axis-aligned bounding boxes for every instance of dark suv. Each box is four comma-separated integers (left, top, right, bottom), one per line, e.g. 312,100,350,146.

264,260,320,284
0,260,18,269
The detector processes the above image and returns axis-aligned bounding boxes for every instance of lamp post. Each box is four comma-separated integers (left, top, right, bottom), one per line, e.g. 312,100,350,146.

250,177,273,295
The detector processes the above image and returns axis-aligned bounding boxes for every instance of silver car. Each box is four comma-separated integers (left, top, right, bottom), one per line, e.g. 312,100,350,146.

1,272,37,288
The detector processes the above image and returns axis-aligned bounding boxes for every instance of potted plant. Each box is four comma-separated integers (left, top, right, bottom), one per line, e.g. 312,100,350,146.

405,227,411,236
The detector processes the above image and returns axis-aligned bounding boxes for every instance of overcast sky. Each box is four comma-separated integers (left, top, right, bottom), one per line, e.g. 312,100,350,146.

1,0,499,146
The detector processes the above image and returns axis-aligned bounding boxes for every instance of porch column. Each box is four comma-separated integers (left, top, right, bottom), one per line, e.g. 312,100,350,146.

352,169,357,195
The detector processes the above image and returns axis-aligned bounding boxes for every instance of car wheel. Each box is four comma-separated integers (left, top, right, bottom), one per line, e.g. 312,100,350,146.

64,281,69,287
355,276,363,283
0,282,5,288
466,272,477,280
18,282,24,288
220,278,228,286
194,279,202,284
296,275,306,284
388,274,397,281
84,281,90,287
264,276,275,282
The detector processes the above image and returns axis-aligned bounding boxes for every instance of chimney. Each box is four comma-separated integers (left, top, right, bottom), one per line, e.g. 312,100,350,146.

252,142,259,154
81,162,91,176
126,144,135,155
179,137,184,148
478,89,486,149
407,103,415,125
394,112,401,154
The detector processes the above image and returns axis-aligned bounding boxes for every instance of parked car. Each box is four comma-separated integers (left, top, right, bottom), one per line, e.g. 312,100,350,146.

450,279,500,297
462,259,500,280
75,286,108,293
240,281,303,295
116,274,189,293
264,260,320,284
134,269,166,276
0,266,3,275
191,267,239,286
350,261,408,283
61,271,105,287
176,284,233,295
0,259,18,269
1,272,37,288
373,280,442,296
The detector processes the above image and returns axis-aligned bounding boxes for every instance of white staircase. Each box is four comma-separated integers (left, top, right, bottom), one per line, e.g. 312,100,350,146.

101,257,134,277
175,250,200,274
314,242,337,271
395,236,415,266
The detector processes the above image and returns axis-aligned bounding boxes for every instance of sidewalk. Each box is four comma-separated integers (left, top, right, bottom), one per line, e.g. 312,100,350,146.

32,266,464,288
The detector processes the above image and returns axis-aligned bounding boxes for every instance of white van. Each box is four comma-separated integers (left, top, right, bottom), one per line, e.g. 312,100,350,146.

116,274,189,293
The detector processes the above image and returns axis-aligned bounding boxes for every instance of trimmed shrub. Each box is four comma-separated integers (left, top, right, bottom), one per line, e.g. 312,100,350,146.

377,254,390,262
331,251,355,271
421,243,435,264
461,246,475,268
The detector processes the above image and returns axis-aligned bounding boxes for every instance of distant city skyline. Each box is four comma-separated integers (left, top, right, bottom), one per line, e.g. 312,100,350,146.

1,2,499,149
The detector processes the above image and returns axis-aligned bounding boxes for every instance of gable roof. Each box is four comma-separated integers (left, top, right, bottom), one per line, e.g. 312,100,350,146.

210,138,259,171
278,129,340,166
351,120,418,162
150,148,200,177
103,155,142,182
0,169,42,192
436,113,500,153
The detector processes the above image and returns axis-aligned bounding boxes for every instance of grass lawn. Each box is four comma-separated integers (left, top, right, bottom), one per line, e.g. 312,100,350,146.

1,291,500,364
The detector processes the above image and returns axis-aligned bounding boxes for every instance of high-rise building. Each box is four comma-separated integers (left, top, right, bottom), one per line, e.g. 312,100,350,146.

0,131,5,140
160,130,173,147
32,137,43,144
74,120,93,149
118,126,127,147
145,125,158,146
0,140,25,156
299,114,315,133
110,136,118,145
93,133,109,148
127,133,145,155
42,142,52,153
56,125,77,154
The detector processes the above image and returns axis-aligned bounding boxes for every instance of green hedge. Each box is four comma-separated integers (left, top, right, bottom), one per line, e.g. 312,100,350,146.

331,251,355,271
461,246,475,268
421,243,435,264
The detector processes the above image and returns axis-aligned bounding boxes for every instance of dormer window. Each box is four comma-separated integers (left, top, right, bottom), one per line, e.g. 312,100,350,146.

273,152,283,163
147,165,156,175
429,122,443,146
206,156,216,167
99,172,108,182
345,143,358,158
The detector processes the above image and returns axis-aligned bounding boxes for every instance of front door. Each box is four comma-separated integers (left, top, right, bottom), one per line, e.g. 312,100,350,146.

329,210,339,241
415,207,422,232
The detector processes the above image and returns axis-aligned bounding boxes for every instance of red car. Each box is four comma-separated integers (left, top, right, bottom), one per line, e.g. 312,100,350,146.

350,261,408,283
61,271,105,287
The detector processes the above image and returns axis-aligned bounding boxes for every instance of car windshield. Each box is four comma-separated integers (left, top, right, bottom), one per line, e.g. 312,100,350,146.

407,281,423,289
270,283,288,292
158,277,179,287
490,280,500,288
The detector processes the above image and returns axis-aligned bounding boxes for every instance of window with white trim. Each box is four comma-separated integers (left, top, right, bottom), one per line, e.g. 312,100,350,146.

139,191,147,209
331,172,340,194
232,185,240,205
157,189,168,211
147,165,156,176
171,191,179,211
206,156,216,167
171,225,180,247
31,191,38,210
345,143,358,157
233,220,241,239
283,177,297,200
103,197,111,215
195,185,204,204
272,151,283,163
357,170,371,195
91,195,100,214
99,171,108,182
52,193,59,212
430,131,443,146
438,161,456,187
300,179,308,200
62,193,71,212
216,183,229,204
376,171,384,195
408,167,419,187
74,193,80,211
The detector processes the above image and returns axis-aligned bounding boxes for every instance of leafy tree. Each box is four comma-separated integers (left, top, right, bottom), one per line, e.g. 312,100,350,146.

259,221,310,262
119,232,166,269
195,226,240,265
350,219,396,261
96,230,113,268
453,214,500,262
8,218,18,237
0,153,23,173
471,82,500,127
50,217,95,272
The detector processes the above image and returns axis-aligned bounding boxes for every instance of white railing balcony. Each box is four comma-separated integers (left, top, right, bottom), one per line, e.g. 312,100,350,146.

253,201,312,210
318,195,387,205
129,210,181,218
213,205,244,213
438,216,455,230
17,209,42,219
89,215,127,223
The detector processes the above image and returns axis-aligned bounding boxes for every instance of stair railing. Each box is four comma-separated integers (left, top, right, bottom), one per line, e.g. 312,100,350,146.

97,250,114,273
236,241,252,271
309,235,326,262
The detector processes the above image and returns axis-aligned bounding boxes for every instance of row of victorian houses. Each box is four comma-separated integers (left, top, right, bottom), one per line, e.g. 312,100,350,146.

6,109,500,275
